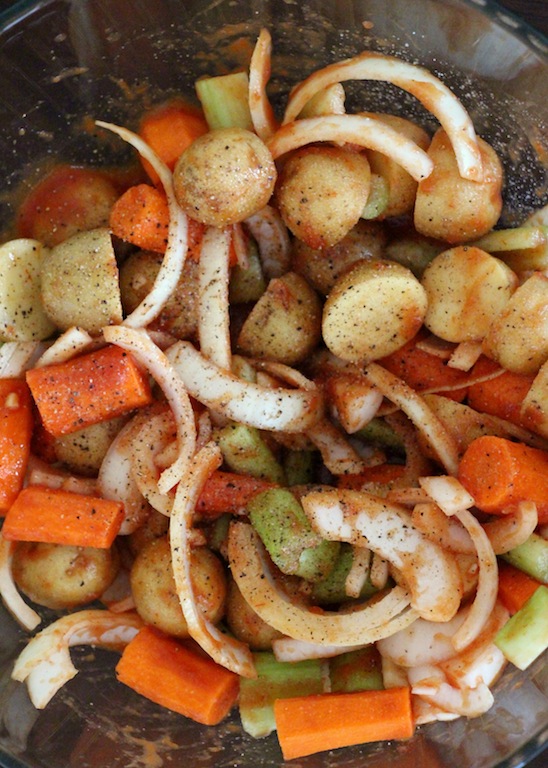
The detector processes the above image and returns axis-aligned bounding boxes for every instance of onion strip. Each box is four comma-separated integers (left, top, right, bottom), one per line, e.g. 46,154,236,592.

244,205,291,278
248,28,278,141
95,121,188,328
198,226,232,371
283,52,483,180
0,534,41,631
482,501,538,555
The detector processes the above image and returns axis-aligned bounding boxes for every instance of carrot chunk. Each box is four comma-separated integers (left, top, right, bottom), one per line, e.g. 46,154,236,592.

274,686,414,760
195,470,278,518
0,379,33,513
458,434,548,522
2,485,124,547
25,344,152,437
116,626,239,725
467,368,535,430
110,183,171,253
497,561,543,614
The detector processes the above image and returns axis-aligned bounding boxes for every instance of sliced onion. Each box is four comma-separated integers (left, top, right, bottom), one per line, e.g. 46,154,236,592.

35,327,95,368
418,475,475,516
130,409,176,516
408,664,494,717
413,698,460,725
0,534,41,631
244,205,291,278
198,226,232,371
412,502,475,554
248,28,278,141
365,362,460,475
12,609,143,708
169,442,256,678
447,340,483,371
301,488,462,621
228,520,418,646
231,223,250,269
273,637,364,662
96,121,188,328
306,418,374,475
369,552,390,590
27,455,98,496
483,501,538,555
268,114,433,181
103,326,196,493
345,546,371,598
166,340,324,432
283,52,483,181
0,341,45,377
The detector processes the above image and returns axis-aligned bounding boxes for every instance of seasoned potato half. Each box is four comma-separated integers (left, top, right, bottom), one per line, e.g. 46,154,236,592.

54,415,129,477
41,227,122,334
414,128,503,243
237,271,322,365
275,145,371,249
421,246,518,342
322,259,427,363
0,238,56,341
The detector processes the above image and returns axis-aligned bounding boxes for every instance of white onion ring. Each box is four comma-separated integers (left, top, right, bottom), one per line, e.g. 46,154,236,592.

0,534,41,631
306,418,373,475
273,637,364,662
345,546,371,598
283,52,483,181
244,205,291,278
34,327,95,367
411,502,475,554
169,442,256,678
228,520,418,646
0,341,45,377
129,409,176,516
96,121,188,328
419,475,475,516
408,664,494,717
198,226,232,370
248,28,278,141
103,326,196,493
166,340,324,432
268,114,433,182
483,501,538,555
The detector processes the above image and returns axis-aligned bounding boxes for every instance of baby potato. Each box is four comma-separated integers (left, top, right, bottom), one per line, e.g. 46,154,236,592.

236,271,322,365
0,238,56,341
173,127,277,227
364,112,430,219
292,219,387,295
54,415,129,477
322,259,427,363
421,246,518,342
119,249,199,339
130,536,226,638
275,145,371,249
225,576,282,650
414,128,503,243
127,508,170,556
12,541,120,610
41,227,122,334
483,271,548,375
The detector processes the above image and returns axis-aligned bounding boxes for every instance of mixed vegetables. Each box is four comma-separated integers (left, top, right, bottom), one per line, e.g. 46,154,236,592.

0,27,547,762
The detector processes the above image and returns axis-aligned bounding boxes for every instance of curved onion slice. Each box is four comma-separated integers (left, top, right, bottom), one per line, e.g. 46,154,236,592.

419,475,475,516
244,205,291,278
408,664,494,717
248,28,278,141
283,52,483,181
483,500,538,555
273,637,364,662
228,521,418,646
35,327,95,368
365,362,460,475
130,409,176,516
169,442,256,678
412,502,475,554
268,114,433,182
0,534,40,631
301,488,462,621
166,340,324,432
0,341,44,377
306,418,375,475
12,609,143,708
96,121,188,328
103,326,196,493
198,226,232,370
345,546,371,598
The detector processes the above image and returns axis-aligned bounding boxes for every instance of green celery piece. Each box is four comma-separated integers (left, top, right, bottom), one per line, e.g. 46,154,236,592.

195,71,253,130
311,543,378,605
247,487,340,582
361,173,389,220
495,585,548,670
215,422,286,484
206,513,231,553
356,417,405,454
329,646,384,693
384,234,442,278
229,238,266,304
502,533,548,583
283,448,316,486
239,652,324,738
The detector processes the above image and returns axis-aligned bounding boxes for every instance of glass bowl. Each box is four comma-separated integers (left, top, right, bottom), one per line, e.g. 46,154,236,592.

0,1,546,767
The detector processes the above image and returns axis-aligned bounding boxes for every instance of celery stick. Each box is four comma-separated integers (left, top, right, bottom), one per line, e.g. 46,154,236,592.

229,238,266,304
495,585,548,670
361,173,389,220
239,652,325,738
215,422,286,484
502,533,548,583
283,448,316,486
329,646,384,693
311,543,379,605
195,71,253,130
356,417,405,454
207,513,231,553
247,487,340,582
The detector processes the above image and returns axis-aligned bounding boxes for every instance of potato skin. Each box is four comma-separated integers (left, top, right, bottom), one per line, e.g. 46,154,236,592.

54,415,129,476
275,145,371,249
225,577,282,650
130,536,226,638
12,541,120,610
173,127,277,227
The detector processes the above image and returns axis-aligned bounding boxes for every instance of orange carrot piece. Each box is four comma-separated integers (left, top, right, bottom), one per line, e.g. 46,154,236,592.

0,379,34,514
338,463,405,491
110,183,170,253
195,470,278,518
139,100,208,185
116,625,239,725
25,344,152,438
467,368,535,430
17,164,120,247
380,332,469,401
274,686,414,761
497,561,542,614
458,434,548,522
2,485,124,547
